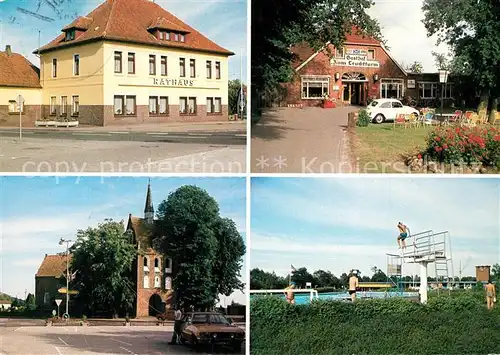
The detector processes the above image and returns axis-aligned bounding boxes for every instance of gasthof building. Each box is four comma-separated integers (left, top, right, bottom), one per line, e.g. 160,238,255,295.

283,27,453,107
0,0,233,126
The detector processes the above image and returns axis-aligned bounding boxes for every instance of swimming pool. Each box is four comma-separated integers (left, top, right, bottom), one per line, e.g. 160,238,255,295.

251,291,420,304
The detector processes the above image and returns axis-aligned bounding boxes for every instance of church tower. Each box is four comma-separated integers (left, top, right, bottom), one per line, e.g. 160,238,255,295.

144,179,154,223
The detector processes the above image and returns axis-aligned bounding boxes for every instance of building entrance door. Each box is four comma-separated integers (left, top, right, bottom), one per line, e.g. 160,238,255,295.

341,72,368,106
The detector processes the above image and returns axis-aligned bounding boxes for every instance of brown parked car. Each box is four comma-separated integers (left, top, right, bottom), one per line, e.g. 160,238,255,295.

178,312,245,352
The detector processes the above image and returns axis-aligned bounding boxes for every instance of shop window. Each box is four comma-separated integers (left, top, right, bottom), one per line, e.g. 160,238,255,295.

114,52,122,73
380,79,404,99
419,82,438,99
71,96,79,116
301,75,330,99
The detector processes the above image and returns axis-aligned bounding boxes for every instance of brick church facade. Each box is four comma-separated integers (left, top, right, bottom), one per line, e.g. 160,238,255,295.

35,182,175,318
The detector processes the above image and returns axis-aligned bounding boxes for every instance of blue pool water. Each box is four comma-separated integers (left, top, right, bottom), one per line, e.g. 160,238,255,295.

251,291,419,305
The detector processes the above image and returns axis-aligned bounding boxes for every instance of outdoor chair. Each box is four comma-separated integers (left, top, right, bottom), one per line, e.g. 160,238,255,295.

422,111,436,127
447,110,462,125
394,113,407,129
464,112,480,127
406,113,419,128
461,111,474,127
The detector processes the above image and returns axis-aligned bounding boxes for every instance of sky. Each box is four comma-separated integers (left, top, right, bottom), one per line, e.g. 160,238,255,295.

0,0,247,82
251,177,500,281
0,176,247,306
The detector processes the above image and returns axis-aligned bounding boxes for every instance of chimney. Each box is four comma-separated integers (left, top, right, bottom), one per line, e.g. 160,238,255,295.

5,45,12,57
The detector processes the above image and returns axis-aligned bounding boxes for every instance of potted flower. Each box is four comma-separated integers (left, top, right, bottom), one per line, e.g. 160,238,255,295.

322,93,336,109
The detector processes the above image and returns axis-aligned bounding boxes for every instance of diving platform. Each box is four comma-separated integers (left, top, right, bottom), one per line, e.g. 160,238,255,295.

388,230,454,304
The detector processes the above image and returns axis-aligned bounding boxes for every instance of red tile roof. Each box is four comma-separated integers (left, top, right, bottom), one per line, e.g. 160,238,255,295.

37,0,233,56
36,254,71,278
62,16,93,31
148,17,189,33
0,51,41,88
291,27,381,69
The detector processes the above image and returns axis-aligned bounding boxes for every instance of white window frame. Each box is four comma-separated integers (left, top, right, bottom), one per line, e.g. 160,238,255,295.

50,96,57,115
60,96,68,116
154,275,161,288
443,83,453,99
71,95,79,116
154,257,160,273
164,258,172,273
301,75,330,99
52,58,57,78
419,82,438,99
73,54,80,76
367,49,375,60
143,273,149,288
380,78,405,99
143,256,149,271
165,276,172,290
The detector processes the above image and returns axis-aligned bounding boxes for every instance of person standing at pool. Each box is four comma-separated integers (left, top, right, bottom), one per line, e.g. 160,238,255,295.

485,280,496,310
397,222,410,249
285,282,296,304
348,271,359,301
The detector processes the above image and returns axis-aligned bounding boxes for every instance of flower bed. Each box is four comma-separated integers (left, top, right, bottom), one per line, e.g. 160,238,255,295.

425,126,500,168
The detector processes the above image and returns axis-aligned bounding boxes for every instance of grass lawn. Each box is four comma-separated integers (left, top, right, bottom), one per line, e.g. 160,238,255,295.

352,124,433,173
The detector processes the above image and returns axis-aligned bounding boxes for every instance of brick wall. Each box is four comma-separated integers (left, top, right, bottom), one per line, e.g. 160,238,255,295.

285,43,406,106
0,105,41,126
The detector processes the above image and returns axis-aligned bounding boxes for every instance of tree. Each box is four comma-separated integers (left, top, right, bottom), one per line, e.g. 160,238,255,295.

25,293,35,311
229,79,246,116
71,219,137,318
291,267,316,288
422,0,500,120
405,61,424,73
339,273,349,289
252,0,382,113
250,269,288,290
313,269,336,288
154,185,245,311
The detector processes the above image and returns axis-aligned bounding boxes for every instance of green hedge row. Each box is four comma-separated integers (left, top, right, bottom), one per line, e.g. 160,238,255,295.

250,294,500,355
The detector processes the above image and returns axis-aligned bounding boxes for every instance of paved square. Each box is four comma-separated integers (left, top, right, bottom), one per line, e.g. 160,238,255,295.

0,326,245,354
251,106,357,173
0,138,245,173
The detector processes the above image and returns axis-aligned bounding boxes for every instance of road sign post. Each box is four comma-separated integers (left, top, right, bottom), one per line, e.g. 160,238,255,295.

55,299,62,318
16,94,24,141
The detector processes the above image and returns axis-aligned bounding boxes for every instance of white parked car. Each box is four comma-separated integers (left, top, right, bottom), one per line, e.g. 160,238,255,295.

366,98,419,124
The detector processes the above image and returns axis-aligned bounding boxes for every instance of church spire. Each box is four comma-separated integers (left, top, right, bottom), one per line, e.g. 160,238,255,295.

144,179,154,223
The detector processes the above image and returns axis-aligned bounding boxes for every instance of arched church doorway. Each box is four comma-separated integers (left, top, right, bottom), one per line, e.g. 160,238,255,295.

148,293,164,316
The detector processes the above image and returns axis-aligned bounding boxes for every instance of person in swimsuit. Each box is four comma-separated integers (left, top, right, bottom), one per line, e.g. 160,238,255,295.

485,280,496,310
397,222,409,249
348,271,359,302
285,282,296,304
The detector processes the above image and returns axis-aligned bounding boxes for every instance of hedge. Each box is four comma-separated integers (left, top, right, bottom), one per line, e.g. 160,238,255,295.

251,294,500,355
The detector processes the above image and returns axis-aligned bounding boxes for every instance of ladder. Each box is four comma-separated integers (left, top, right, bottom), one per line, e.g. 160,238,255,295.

433,231,454,293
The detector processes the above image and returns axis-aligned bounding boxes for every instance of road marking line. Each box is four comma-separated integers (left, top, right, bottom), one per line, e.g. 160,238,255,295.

111,338,133,346
109,131,130,134
146,132,169,135
95,326,106,332
235,134,246,137
63,327,69,332
58,337,69,346
54,347,64,355
188,133,212,136
74,326,78,332
14,327,23,332
119,347,137,355
72,133,112,136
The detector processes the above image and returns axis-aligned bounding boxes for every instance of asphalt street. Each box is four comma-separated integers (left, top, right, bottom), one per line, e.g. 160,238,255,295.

0,325,246,354
0,128,246,146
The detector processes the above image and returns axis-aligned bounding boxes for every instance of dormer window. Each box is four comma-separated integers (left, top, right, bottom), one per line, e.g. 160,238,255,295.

165,32,170,40
180,34,185,42
65,30,75,41
174,33,179,41
159,31,164,40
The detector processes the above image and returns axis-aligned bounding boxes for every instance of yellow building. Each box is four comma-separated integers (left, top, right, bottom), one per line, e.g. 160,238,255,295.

17,0,232,127
0,45,42,126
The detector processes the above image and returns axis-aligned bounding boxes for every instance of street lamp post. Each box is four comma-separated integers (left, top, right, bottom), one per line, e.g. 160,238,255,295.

59,238,73,319
438,69,449,120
